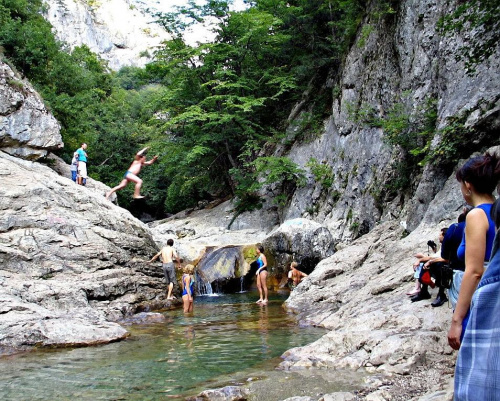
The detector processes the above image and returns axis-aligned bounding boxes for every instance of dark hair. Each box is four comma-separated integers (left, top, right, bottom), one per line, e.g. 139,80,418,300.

167,239,174,246
80,143,86,147
257,245,264,253
440,227,448,235
458,205,474,223
456,152,500,195
491,199,500,229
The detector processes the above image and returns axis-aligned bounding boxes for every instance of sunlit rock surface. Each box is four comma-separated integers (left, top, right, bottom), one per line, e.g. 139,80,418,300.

259,0,500,242
43,0,170,70
263,218,335,277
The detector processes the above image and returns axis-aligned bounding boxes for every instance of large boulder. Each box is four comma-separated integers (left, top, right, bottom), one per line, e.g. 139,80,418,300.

263,218,335,277
0,151,173,354
0,61,62,160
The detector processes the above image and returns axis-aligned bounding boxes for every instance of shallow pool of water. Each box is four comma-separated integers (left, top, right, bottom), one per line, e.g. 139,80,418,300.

0,292,356,400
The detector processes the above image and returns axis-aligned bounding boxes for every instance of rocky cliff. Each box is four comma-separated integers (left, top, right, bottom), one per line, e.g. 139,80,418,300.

254,0,500,244
43,0,169,70
0,60,175,353
1,0,500,399
0,61,62,159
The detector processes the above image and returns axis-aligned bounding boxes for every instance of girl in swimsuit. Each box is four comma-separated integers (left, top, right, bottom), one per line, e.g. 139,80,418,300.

255,245,268,305
182,264,195,313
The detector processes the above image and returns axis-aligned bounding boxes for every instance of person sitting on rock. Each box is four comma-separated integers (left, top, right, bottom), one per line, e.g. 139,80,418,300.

411,209,471,306
288,261,308,290
105,147,158,200
407,238,439,297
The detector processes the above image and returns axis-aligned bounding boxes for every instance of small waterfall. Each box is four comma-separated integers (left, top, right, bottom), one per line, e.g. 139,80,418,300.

237,276,246,293
195,273,217,296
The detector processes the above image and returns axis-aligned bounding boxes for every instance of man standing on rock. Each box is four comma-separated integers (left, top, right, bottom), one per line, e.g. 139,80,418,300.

149,239,181,300
76,143,88,185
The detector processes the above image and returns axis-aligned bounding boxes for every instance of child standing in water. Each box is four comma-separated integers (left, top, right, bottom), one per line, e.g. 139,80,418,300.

182,264,195,313
288,261,308,289
255,245,268,305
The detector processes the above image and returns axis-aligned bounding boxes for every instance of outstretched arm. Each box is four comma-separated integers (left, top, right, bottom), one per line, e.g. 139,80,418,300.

148,251,161,263
144,155,158,165
137,147,149,157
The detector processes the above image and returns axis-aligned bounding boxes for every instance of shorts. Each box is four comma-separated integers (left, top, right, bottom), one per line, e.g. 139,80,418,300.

78,161,88,179
163,262,176,284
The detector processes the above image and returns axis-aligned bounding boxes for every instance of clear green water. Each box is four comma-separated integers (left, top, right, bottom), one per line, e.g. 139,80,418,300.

0,292,342,400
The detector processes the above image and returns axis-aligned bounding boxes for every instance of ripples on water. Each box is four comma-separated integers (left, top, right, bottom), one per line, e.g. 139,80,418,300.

0,292,332,400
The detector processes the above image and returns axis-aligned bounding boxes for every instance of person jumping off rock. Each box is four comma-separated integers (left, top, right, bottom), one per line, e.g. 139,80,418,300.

105,147,158,200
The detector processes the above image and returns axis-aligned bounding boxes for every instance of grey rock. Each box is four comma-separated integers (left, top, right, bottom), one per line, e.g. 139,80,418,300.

280,217,456,376
0,151,174,352
264,218,335,276
0,62,62,160
281,397,314,401
43,0,170,70
266,0,500,240
190,386,249,401
320,394,356,401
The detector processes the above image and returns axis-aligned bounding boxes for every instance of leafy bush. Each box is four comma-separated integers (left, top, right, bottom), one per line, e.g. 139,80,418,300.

306,158,334,187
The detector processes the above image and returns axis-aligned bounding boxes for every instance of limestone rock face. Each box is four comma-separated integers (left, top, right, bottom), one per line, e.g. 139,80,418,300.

0,151,173,353
149,201,270,288
43,0,170,70
266,0,500,241
0,61,62,160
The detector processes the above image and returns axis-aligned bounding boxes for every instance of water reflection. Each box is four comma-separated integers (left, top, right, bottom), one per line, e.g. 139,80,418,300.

258,304,270,358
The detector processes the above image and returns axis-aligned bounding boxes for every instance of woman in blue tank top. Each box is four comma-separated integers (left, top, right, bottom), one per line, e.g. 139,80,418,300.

454,199,500,400
448,152,500,351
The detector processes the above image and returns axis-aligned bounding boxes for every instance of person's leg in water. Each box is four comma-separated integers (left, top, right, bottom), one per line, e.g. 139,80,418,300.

256,272,263,303
182,294,191,313
259,270,268,304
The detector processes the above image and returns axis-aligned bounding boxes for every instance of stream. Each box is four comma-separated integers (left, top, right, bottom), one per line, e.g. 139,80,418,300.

0,292,364,400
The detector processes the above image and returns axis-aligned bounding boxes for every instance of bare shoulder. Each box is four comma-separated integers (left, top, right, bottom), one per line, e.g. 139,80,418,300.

466,208,489,224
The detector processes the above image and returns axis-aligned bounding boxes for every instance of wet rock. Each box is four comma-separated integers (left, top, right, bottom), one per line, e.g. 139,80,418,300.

190,385,249,401
120,312,167,325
